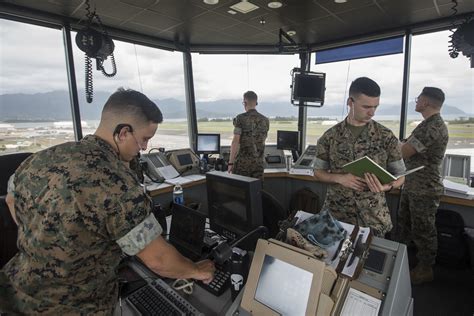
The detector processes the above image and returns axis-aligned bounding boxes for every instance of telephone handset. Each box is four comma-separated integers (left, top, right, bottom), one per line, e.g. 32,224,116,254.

75,0,117,103
140,152,178,183
293,145,317,169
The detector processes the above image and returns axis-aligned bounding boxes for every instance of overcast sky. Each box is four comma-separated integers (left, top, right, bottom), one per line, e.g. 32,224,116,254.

0,18,472,114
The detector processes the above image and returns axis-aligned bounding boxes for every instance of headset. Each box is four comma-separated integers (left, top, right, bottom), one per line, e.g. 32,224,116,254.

113,124,133,139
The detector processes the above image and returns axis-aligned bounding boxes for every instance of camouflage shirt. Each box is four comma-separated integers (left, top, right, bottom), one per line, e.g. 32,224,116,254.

404,113,448,195
315,119,405,236
0,135,159,315
233,109,269,179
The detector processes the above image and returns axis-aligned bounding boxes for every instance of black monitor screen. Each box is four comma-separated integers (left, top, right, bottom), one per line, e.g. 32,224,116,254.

177,153,193,166
196,134,221,154
277,130,299,151
293,73,325,102
206,171,263,240
169,204,206,257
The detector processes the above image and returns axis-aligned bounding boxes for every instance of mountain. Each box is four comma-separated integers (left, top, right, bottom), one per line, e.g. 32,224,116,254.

0,90,470,121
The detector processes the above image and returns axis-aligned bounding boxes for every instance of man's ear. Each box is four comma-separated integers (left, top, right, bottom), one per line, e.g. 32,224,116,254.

113,124,133,141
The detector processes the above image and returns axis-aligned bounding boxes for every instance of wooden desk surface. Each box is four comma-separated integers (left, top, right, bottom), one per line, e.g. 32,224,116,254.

147,171,474,207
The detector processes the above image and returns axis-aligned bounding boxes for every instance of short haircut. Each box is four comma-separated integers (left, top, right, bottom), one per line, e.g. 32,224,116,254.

421,87,445,105
243,91,258,101
102,88,163,124
349,77,381,98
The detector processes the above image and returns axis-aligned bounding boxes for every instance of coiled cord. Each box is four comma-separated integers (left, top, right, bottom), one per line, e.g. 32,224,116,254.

85,54,94,103
448,0,460,58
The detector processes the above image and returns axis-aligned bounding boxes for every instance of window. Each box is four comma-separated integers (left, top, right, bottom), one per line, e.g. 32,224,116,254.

0,19,71,154
408,30,473,172
72,37,188,151
308,53,404,145
192,54,301,146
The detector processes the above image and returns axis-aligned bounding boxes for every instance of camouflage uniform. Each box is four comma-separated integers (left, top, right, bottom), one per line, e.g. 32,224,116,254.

315,119,405,237
399,113,448,265
233,109,269,179
0,135,161,315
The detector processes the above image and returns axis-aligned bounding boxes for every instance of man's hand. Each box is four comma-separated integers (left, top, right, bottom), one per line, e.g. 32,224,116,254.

364,173,393,193
337,173,367,191
227,164,233,174
193,260,215,284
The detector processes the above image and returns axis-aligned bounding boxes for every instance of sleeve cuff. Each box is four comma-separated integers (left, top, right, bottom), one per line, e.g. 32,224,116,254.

387,159,406,176
116,213,162,256
314,158,330,170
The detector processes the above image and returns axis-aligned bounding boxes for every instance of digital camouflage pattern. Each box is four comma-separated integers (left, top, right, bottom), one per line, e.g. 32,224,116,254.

233,109,269,179
315,119,405,237
403,113,448,195
0,135,153,315
399,113,448,265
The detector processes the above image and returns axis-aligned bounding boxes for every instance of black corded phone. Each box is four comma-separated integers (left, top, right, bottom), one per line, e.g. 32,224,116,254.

75,0,117,103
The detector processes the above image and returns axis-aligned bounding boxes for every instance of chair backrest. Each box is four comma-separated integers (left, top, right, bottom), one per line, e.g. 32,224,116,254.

0,152,32,195
289,187,321,215
261,189,288,238
0,152,32,268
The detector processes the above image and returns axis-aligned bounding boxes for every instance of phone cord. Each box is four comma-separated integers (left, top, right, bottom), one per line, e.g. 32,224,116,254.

85,54,93,103
99,51,117,77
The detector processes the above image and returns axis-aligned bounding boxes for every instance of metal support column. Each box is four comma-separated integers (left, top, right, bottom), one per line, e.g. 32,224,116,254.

297,52,310,155
183,51,198,150
399,31,412,140
62,23,82,140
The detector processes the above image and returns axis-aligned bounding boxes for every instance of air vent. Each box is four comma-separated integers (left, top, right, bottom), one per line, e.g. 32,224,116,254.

230,0,259,14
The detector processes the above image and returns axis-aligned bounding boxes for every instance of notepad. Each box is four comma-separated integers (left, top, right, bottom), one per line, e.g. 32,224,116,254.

342,156,424,185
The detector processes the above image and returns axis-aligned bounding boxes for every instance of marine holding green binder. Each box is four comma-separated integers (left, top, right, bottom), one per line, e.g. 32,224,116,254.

342,156,424,185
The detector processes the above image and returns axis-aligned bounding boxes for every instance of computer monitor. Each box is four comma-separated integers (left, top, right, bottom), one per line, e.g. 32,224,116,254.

442,154,471,185
291,70,326,106
240,239,327,315
196,133,221,155
206,171,263,241
277,130,300,162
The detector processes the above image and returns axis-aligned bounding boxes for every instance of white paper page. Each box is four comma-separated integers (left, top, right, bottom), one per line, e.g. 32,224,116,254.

340,288,381,316
165,176,194,185
157,165,180,180
183,174,206,181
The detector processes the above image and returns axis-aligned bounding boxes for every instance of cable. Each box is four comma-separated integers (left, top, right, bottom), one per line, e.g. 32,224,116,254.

85,55,93,103
448,0,460,58
172,279,194,295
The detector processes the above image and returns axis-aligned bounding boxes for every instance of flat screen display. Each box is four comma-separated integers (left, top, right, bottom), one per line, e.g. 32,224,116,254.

255,255,313,315
277,130,299,151
177,153,193,166
293,73,325,102
196,134,220,154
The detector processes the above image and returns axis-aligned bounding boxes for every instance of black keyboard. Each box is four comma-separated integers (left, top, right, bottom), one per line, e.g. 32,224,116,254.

197,264,231,296
127,279,202,316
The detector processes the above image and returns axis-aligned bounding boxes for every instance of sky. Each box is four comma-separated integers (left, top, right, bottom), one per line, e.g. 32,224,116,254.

0,18,473,114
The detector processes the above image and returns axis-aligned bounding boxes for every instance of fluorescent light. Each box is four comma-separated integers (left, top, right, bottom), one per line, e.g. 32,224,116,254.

268,1,282,8
203,0,219,4
334,0,347,3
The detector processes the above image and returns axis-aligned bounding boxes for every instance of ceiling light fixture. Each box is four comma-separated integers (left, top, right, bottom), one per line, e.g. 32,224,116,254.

334,0,347,3
268,1,282,8
287,30,296,36
203,0,219,4
227,10,237,14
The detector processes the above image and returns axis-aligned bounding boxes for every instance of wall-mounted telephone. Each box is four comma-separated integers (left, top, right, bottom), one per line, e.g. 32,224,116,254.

166,148,200,175
140,152,177,183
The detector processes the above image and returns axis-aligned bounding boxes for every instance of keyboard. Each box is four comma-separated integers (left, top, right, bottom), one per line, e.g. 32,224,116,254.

197,264,231,296
127,278,202,316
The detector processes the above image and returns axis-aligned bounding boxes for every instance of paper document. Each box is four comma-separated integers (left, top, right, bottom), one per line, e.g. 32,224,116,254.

157,165,180,180
340,288,381,316
165,176,194,185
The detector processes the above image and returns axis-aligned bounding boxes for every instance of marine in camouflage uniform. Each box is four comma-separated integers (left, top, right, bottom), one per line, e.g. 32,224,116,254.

229,91,269,179
314,77,405,238
399,87,449,269
0,89,215,314
315,119,405,237
0,135,161,315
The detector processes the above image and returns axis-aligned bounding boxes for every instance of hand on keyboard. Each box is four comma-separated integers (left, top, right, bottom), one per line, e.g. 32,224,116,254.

193,259,215,284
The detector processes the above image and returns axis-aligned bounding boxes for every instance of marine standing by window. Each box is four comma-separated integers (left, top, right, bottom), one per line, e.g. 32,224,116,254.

228,91,269,179
399,87,449,285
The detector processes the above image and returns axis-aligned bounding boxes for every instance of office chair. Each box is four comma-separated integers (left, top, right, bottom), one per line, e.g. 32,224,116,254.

260,189,288,238
0,152,32,267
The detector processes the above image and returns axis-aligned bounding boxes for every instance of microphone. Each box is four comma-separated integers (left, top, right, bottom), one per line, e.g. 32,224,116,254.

210,226,268,265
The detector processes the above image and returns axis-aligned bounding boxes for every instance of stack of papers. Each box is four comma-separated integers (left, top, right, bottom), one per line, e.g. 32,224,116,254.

443,179,474,200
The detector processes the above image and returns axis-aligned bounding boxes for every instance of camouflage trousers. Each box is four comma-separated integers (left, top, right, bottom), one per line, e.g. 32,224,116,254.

398,192,440,265
233,159,264,180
